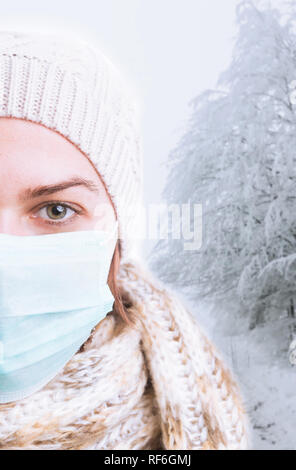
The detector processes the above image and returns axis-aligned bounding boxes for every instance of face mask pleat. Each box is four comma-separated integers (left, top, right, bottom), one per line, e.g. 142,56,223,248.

0,300,113,365
0,337,88,401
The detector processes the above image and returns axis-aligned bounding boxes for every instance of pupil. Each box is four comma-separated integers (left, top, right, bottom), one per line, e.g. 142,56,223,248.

48,204,66,219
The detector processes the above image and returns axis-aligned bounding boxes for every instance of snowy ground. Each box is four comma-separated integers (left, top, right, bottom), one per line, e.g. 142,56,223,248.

177,290,296,450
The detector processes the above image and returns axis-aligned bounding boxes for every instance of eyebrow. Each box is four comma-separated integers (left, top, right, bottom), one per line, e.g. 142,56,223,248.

19,177,100,201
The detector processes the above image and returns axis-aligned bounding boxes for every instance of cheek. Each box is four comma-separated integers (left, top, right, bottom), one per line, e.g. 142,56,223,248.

90,201,117,231
87,179,117,231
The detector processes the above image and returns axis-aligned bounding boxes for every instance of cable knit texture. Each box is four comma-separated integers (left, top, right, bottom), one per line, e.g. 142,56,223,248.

0,30,143,260
0,260,251,450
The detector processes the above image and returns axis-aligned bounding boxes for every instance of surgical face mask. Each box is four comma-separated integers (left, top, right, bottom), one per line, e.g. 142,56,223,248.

0,222,118,404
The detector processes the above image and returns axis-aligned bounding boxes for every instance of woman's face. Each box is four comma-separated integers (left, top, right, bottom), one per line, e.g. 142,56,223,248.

0,117,116,236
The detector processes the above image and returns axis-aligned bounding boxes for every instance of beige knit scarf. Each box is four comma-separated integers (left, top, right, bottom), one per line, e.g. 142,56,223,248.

0,260,250,450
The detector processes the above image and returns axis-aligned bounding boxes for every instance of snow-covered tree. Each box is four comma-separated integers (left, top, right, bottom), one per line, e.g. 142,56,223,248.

150,0,296,328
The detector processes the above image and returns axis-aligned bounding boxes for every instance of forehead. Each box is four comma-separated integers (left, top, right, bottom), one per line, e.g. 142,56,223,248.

0,117,102,186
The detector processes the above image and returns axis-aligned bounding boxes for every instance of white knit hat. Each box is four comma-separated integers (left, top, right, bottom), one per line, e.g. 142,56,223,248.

0,30,144,260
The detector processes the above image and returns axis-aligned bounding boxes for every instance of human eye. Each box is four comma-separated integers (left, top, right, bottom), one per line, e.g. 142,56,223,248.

31,201,83,226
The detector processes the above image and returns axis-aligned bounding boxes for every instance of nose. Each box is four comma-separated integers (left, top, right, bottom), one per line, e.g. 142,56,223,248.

0,209,27,235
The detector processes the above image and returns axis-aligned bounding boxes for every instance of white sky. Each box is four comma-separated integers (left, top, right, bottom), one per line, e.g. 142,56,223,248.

0,0,239,206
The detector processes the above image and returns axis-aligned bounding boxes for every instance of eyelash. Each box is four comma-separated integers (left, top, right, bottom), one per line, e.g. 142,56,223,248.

31,201,83,226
